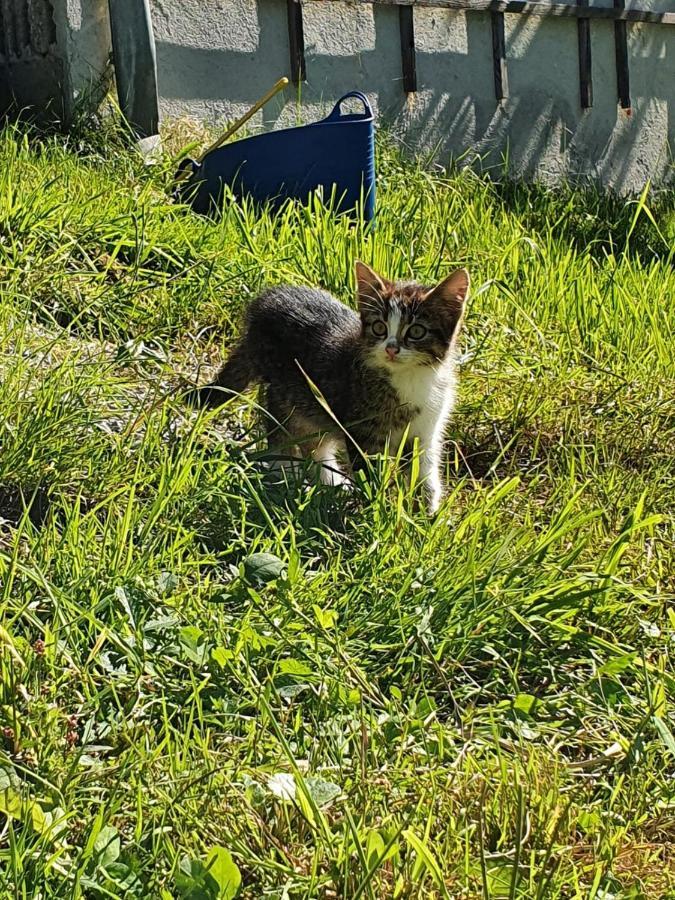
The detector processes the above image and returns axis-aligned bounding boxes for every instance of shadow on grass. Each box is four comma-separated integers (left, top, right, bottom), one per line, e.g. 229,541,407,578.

0,484,52,529
489,178,675,265
189,450,364,566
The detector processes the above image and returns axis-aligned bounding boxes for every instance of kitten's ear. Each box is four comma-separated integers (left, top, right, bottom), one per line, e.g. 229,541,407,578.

424,268,470,311
355,260,388,307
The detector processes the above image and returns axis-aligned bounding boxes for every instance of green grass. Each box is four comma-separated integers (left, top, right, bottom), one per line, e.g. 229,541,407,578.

0,119,674,899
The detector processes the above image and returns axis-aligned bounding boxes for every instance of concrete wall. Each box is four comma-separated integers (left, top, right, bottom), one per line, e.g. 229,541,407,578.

5,0,674,192
149,0,674,193
0,0,110,120
52,0,111,116
0,0,63,118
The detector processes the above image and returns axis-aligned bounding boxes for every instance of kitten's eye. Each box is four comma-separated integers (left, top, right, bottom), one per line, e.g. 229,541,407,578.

371,320,387,337
407,323,427,340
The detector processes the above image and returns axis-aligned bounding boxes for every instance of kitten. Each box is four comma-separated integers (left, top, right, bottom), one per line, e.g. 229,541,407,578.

188,261,469,513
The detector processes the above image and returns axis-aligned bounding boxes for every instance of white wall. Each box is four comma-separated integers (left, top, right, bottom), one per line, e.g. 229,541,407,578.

148,0,674,193
48,0,675,192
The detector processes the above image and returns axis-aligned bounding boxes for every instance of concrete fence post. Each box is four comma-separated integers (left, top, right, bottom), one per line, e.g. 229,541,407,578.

107,0,159,142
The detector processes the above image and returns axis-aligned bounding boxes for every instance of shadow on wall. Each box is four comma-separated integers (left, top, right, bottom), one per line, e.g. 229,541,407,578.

0,0,63,119
153,0,674,193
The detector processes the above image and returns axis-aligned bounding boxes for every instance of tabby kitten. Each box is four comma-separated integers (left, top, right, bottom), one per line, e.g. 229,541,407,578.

188,261,469,513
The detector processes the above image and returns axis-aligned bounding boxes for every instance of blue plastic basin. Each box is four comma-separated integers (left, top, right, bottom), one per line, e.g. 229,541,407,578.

178,92,375,222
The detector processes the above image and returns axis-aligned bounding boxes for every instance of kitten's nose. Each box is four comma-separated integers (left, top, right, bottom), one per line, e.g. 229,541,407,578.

385,340,400,360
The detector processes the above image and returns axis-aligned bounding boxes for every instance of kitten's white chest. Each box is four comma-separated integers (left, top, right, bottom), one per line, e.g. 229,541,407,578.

388,362,456,444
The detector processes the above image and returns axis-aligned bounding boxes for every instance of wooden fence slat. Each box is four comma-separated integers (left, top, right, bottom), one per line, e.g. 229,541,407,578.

287,0,306,84
577,0,592,108
398,5,418,93
311,0,675,28
613,0,631,108
491,11,508,102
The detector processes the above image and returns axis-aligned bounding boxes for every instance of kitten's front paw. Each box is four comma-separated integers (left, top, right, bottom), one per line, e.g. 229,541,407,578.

426,487,443,517
319,467,351,488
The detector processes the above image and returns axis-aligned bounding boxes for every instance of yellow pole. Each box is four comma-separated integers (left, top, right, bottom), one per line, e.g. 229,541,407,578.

196,76,289,162
174,77,289,184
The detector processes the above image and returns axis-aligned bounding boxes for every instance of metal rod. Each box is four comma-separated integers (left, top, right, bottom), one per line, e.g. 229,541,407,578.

614,0,631,108
491,11,508,102
398,6,417,94
399,5,418,92
287,0,307,84
577,0,593,108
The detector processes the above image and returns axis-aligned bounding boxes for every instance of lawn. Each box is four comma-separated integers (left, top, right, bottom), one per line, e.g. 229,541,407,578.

0,119,674,899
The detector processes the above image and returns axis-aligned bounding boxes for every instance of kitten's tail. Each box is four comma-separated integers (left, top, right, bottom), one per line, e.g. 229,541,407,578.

186,343,255,408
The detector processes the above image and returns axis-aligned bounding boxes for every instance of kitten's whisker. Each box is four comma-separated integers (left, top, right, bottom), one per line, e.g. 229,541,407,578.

358,300,384,315
358,290,384,305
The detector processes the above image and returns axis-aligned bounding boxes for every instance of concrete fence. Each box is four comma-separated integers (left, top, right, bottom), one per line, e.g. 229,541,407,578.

1,0,673,193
